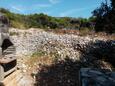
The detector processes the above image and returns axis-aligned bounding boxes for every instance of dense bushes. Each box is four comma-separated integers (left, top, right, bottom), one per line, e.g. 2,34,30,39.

92,0,115,33
1,2,115,34
0,8,93,30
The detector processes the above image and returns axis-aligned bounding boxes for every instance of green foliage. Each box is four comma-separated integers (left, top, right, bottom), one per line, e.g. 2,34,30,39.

0,8,93,30
9,32,19,36
92,0,115,33
31,51,46,57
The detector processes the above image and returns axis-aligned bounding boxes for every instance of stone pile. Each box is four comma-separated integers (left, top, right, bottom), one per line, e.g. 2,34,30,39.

9,28,115,86
9,28,114,66
9,28,99,60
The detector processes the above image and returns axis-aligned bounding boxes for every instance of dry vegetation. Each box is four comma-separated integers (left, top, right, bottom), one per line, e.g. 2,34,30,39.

19,50,81,86
46,29,115,40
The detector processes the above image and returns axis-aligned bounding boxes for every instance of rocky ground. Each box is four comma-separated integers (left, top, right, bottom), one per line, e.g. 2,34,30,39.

7,28,115,86
9,28,107,57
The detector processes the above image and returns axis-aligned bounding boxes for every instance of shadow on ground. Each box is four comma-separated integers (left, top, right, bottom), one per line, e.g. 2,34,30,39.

33,40,115,86
34,58,81,86
80,40,115,68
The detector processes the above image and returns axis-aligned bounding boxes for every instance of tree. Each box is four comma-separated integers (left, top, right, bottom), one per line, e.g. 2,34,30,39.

111,0,115,9
92,0,115,33
0,8,94,30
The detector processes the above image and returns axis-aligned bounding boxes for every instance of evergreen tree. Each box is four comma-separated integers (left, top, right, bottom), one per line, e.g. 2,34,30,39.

93,0,115,33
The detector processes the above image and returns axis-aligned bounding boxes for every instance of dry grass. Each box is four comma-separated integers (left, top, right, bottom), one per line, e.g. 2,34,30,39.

46,29,115,40
23,52,54,74
21,51,81,86
26,56,53,69
46,29,80,35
